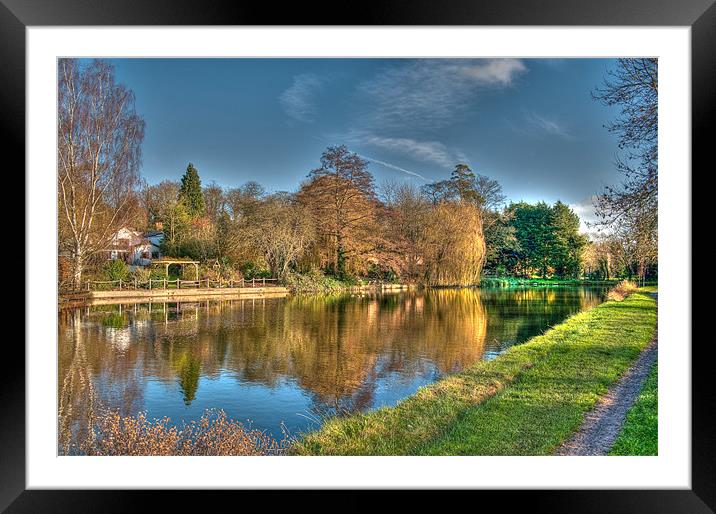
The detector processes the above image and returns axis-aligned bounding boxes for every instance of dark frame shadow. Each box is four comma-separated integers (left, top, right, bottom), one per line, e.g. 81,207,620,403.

4,0,711,511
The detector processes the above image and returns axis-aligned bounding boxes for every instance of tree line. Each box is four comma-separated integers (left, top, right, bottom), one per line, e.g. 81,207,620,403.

138,151,590,286
57,58,657,290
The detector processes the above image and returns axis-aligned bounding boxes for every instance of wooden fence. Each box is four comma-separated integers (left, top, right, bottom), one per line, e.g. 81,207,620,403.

84,277,279,292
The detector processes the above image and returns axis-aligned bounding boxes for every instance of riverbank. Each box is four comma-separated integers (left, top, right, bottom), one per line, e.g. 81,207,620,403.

291,289,657,455
556,335,657,455
609,362,658,455
479,277,648,288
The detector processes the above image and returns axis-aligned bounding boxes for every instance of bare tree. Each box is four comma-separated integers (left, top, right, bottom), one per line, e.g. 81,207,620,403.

142,180,180,227
58,59,145,288
203,181,226,222
592,58,657,235
225,181,266,221
252,194,316,279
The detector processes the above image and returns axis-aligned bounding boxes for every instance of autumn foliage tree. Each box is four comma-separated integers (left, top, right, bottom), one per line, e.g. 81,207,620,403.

422,201,486,286
419,165,488,285
297,146,379,278
58,58,145,289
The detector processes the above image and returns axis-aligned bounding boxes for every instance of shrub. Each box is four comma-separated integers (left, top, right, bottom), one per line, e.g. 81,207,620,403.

149,267,167,280
219,263,242,281
607,279,638,301
282,270,347,294
240,261,272,280
76,409,288,456
199,262,243,283
181,265,199,281
102,259,129,282
131,266,151,284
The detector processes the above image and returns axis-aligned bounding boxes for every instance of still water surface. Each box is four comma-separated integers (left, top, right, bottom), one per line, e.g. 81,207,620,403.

59,287,606,440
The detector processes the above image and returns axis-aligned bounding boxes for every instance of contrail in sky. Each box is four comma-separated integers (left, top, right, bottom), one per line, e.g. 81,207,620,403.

358,154,427,181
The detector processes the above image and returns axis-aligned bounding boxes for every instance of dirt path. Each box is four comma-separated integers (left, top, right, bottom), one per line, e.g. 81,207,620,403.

556,315,658,456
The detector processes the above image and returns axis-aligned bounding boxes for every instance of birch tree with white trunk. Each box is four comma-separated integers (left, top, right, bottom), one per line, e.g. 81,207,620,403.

58,59,145,289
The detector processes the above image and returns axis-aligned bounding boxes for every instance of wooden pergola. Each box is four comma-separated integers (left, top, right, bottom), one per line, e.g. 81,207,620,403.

151,258,200,280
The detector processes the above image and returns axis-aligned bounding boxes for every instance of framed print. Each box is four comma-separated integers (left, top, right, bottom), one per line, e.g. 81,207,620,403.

4,0,713,510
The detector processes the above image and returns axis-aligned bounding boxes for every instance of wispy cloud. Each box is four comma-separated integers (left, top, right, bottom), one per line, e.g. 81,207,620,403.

525,112,572,139
358,154,427,181
457,59,528,85
357,59,527,130
279,74,324,123
345,132,459,168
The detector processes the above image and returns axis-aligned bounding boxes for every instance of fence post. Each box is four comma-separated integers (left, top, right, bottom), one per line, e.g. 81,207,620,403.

252,277,255,287
164,278,166,289
262,277,266,287
149,278,152,290
119,279,122,290
178,279,181,289
86,280,90,291
134,278,138,289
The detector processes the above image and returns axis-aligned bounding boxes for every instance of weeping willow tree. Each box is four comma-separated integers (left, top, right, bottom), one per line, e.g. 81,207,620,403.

415,164,492,286
422,201,486,286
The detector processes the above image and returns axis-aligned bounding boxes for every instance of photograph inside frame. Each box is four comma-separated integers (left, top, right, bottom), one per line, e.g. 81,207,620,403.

56,57,658,457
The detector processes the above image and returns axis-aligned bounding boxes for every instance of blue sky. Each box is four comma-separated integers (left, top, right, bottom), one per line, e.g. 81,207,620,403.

108,58,623,225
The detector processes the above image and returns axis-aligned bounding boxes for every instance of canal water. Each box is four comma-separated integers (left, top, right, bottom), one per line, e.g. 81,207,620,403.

58,287,607,446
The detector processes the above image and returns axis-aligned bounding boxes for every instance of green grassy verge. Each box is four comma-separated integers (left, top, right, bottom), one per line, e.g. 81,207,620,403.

291,292,657,455
609,363,658,456
480,277,618,287
481,277,658,288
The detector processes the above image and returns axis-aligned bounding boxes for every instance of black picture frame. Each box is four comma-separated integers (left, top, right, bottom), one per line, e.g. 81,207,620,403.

4,0,712,511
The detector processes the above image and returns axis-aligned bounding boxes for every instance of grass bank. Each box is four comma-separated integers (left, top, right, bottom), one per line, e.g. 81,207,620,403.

481,277,618,287
292,291,657,455
609,362,658,455
480,277,658,288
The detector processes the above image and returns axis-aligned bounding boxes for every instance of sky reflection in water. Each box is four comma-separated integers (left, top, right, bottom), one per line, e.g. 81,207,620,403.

58,287,606,440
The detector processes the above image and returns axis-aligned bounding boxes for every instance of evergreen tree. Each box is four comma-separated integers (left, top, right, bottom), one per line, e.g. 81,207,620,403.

178,163,205,217
483,210,521,274
509,202,554,278
507,201,587,278
550,201,588,278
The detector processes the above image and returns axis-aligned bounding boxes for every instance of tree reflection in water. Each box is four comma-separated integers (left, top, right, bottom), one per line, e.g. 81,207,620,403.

58,287,606,446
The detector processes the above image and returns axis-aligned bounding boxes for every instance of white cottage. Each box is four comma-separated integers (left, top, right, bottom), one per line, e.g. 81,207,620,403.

104,227,164,266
